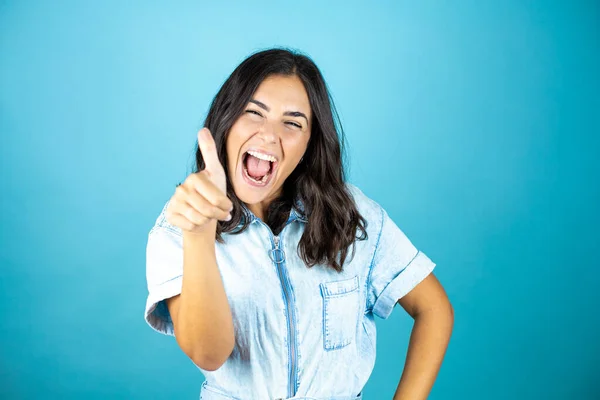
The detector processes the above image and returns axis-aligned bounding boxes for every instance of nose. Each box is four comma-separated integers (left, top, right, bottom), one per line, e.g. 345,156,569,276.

257,119,278,144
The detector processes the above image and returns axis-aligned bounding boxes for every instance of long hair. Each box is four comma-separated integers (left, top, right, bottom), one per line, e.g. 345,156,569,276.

193,47,367,273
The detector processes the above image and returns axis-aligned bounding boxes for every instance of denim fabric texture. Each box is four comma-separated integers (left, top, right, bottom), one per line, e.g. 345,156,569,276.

144,183,436,399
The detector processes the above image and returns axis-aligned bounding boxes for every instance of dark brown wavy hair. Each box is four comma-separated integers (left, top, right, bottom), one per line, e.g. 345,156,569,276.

191,47,367,273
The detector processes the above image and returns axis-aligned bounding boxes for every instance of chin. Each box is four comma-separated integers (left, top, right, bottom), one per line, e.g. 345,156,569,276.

234,187,273,205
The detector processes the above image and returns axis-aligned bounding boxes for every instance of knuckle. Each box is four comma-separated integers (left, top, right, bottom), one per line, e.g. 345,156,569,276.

211,208,222,219
183,207,197,223
190,208,208,226
166,213,179,228
165,206,177,222
188,173,201,183
175,185,186,197
198,171,210,182
184,221,195,232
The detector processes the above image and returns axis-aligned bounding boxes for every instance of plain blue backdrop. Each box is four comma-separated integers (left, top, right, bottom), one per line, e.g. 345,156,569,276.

1,1,598,399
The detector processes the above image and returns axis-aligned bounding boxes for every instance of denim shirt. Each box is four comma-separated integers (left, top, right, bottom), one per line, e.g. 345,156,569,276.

144,183,436,400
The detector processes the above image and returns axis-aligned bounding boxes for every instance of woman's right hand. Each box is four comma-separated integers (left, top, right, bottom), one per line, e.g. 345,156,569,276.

165,127,233,235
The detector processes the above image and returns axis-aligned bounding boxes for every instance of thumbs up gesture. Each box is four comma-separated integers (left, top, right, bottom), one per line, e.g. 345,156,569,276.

165,128,233,235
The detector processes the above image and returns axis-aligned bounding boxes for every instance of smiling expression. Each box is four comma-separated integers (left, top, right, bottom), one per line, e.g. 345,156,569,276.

226,74,312,220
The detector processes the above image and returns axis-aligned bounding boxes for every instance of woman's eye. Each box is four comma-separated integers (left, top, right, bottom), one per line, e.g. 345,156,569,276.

245,109,262,117
245,110,301,129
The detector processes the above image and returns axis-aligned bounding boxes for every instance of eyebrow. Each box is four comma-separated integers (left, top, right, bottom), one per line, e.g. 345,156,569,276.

249,99,309,124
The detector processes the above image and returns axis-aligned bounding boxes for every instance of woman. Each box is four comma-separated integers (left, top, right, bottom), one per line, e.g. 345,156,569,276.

144,48,453,400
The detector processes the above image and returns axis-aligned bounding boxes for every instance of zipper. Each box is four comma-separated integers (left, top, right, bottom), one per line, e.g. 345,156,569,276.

265,225,298,398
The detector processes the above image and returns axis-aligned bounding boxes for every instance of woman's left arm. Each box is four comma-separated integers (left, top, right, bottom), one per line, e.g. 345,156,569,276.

392,272,454,400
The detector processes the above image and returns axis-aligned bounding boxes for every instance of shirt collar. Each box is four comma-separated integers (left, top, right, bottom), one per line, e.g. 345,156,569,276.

236,196,307,229
289,196,308,223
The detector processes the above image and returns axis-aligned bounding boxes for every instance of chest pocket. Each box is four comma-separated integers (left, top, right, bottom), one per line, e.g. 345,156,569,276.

319,275,360,351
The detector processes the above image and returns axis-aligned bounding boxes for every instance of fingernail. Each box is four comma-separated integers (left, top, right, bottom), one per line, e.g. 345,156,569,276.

225,213,232,221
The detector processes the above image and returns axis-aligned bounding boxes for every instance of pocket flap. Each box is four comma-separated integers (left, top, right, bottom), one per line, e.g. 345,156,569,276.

320,275,359,297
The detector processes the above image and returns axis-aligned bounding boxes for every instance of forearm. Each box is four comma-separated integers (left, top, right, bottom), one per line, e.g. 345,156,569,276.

393,306,454,400
176,223,235,369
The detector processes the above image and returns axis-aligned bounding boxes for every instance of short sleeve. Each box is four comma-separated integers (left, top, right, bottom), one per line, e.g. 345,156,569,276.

144,202,184,336
366,206,436,320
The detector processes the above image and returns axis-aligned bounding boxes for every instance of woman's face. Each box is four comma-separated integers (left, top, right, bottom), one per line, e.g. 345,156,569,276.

226,74,312,216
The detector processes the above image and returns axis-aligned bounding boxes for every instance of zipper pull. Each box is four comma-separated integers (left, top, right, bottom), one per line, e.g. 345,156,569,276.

270,235,285,263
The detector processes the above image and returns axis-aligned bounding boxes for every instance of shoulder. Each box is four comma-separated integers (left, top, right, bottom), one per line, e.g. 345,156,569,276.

149,199,183,237
344,182,384,225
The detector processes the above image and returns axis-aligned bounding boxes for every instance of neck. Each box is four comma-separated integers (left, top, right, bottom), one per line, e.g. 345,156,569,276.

247,202,267,221
246,186,284,221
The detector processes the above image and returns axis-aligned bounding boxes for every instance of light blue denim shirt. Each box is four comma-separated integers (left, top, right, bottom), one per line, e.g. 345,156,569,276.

144,183,436,400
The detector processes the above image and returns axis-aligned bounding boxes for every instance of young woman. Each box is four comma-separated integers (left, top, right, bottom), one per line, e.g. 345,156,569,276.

144,48,453,400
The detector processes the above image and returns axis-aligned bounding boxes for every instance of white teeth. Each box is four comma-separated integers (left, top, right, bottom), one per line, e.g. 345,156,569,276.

247,150,276,163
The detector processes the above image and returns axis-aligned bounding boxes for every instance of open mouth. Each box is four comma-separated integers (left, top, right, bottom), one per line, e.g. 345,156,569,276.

241,151,278,187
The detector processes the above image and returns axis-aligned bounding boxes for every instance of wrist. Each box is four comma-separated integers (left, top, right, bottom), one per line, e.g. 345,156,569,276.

183,220,217,241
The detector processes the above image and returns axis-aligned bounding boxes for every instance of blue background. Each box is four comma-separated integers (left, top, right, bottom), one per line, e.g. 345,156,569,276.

1,1,598,399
